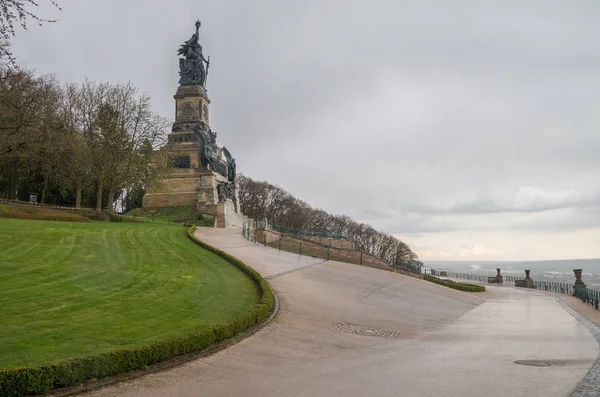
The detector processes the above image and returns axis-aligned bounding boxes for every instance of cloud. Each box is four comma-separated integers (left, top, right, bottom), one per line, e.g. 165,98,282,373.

10,0,600,260
411,187,600,215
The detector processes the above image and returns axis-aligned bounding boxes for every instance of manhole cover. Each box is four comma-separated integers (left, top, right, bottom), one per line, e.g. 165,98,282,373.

515,360,552,367
332,323,403,339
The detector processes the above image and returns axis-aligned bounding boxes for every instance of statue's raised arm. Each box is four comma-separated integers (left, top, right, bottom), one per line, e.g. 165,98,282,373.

178,20,209,87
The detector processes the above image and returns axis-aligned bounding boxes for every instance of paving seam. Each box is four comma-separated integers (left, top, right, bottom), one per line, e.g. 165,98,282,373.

556,298,600,397
265,259,327,280
45,285,280,397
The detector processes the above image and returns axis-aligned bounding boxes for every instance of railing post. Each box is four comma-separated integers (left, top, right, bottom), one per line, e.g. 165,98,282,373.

299,242,302,256
279,237,282,251
264,234,267,247
327,246,330,261
360,251,363,265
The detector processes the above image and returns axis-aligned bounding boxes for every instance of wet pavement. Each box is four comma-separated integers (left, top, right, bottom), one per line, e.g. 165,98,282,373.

80,229,599,397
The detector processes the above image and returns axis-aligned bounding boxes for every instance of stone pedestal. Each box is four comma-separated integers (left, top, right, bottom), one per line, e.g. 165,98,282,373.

488,268,503,284
573,269,586,289
172,85,211,133
524,269,533,288
516,269,534,288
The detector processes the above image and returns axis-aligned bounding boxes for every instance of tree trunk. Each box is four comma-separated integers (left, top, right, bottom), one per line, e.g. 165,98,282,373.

107,186,115,213
41,174,48,204
75,180,82,209
96,180,103,211
8,162,19,200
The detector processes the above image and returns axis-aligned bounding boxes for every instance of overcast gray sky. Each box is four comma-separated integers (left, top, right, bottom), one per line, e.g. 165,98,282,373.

12,0,600,261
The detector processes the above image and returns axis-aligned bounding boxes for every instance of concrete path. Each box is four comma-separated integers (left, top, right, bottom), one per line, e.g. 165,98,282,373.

81,229,599,397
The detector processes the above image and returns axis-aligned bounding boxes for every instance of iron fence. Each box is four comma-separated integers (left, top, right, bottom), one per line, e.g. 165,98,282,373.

431,269,600,310
574,287,600,310
241,225,421,274
267,223,347,239
531,280,575,295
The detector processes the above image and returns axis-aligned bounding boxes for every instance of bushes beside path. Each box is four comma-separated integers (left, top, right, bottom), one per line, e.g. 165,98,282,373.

424,275,486,292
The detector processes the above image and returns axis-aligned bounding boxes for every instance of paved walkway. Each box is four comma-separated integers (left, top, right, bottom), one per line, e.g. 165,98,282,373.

82,229,599,397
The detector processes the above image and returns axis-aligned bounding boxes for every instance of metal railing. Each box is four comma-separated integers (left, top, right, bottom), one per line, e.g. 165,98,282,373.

575,287,600,310
242,224,422,274
431,269,599,311
267,223,347,239
531,280,575,295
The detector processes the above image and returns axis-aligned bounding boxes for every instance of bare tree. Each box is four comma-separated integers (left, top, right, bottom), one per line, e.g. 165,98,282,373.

57,82,91,208
74,79,169,211
0,0,62,66
237,173,420,266
0,68,62,199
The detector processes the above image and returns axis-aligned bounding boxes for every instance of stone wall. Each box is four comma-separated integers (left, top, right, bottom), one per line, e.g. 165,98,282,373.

254,229,391,270
142,192,197,208
248,229,421,278
293,235,357,250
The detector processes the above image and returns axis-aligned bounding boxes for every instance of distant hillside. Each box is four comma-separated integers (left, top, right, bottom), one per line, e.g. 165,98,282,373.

426,259,600,272
426,259,600,284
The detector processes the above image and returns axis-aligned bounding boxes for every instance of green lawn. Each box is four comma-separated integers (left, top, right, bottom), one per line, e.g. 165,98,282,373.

124,206,213,226
0,219,259,368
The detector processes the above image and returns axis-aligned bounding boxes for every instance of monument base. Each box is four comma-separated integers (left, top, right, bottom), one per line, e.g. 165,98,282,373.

143,169,248,228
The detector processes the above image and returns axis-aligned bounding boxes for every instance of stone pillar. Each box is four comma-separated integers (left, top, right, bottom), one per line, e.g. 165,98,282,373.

525,269,531,280
495,268,503,284
230,183,241,213
573,269,586,288
216,201,227,228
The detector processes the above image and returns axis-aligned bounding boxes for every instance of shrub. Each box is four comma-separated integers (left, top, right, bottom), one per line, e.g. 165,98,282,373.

423,275,485,292
81,210,136,223
196,214,214,227
0,226,275,397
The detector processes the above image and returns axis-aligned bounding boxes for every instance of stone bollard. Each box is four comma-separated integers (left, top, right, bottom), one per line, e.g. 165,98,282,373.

524,269,533,288
487,268,503,284
573,269,587,300
573,268,586,294
573,269,586,287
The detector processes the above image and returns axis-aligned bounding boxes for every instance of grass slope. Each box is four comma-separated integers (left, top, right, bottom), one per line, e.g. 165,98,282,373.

125,206,214,226
0,204,88,222
0,219,259,368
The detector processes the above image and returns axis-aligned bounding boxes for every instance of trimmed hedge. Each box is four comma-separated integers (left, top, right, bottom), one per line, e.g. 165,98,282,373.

0,226,275,397
424,275,485,292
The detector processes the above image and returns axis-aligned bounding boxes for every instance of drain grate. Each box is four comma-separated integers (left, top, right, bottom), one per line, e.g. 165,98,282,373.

515,360,552,367
332,323,403,339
